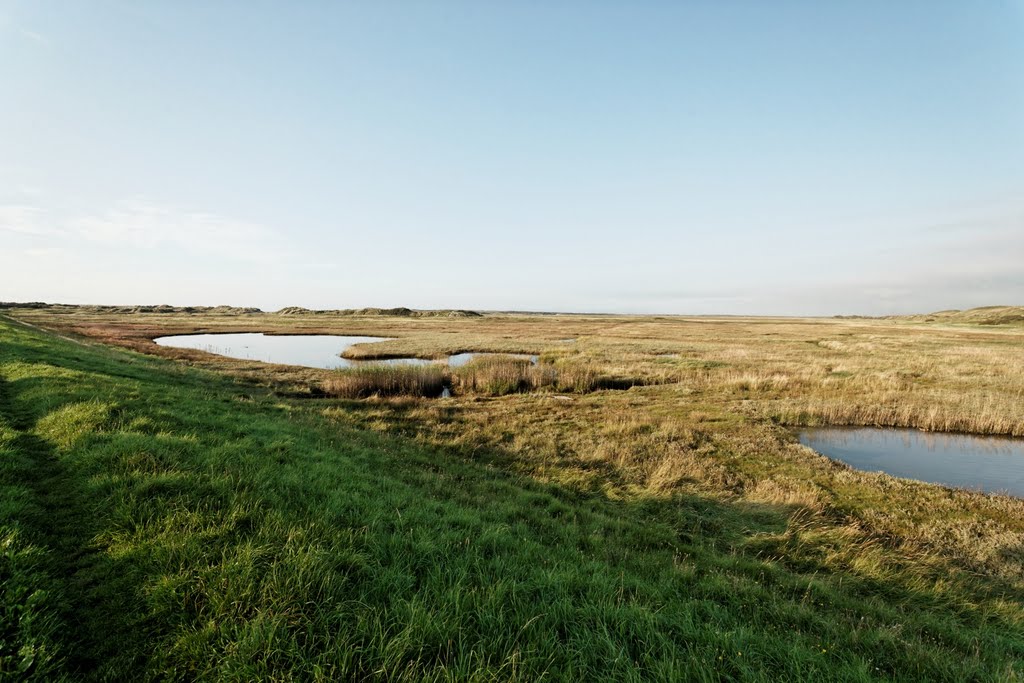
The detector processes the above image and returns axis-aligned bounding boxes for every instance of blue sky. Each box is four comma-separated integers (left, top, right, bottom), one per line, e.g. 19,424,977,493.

2,1,1022,314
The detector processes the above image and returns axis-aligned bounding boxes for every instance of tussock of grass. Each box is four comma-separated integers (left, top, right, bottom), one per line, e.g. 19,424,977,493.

321,365,446,398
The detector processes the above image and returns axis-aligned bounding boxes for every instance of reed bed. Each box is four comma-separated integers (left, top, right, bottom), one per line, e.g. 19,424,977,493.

767,395,1024,437
321,358,651,399
451,356,553,395
321,364,446,398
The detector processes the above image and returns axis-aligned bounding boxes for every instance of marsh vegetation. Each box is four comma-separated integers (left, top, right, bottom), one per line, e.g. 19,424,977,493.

321,364,449,398
322,356,646,399
2,304,1024,680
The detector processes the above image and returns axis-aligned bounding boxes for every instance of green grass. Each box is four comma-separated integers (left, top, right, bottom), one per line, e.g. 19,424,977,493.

1,316,1022,680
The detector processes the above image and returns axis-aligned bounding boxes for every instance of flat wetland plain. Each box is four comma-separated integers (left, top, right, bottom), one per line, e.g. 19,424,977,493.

2,304,1023,680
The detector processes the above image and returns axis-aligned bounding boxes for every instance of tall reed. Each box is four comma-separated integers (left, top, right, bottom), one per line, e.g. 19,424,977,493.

322,358,649,399
451,357,554,395
321,364,446,398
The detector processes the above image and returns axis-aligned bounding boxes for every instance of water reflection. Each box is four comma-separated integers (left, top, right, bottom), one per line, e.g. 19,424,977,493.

154,333,541,371
799,427,1024,497
154,333,394,369
447,352,539,367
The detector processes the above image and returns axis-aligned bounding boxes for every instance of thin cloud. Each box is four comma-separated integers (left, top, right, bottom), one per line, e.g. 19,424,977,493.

69,200,291,264
0,205,62,236
22,247,66,258
18,26,48,45
2,200,300,266
0,13,50,46
608,206,1024,316
15,185,43,197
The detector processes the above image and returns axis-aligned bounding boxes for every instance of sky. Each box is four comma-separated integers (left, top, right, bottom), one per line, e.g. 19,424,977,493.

1,1,1022,315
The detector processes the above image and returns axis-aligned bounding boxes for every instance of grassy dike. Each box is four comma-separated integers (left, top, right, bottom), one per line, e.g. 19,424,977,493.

0,316,1022,681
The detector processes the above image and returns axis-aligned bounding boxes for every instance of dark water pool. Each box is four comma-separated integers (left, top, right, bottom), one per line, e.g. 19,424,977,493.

799,427,1024,497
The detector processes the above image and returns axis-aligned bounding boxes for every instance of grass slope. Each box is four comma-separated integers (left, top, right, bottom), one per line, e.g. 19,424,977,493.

901,306,1024,326
0,317,1022,680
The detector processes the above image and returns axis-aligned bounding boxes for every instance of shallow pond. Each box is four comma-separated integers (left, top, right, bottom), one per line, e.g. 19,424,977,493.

154,333,539,370
799,427,1024,497
153,333,394,369
447,352,539,367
